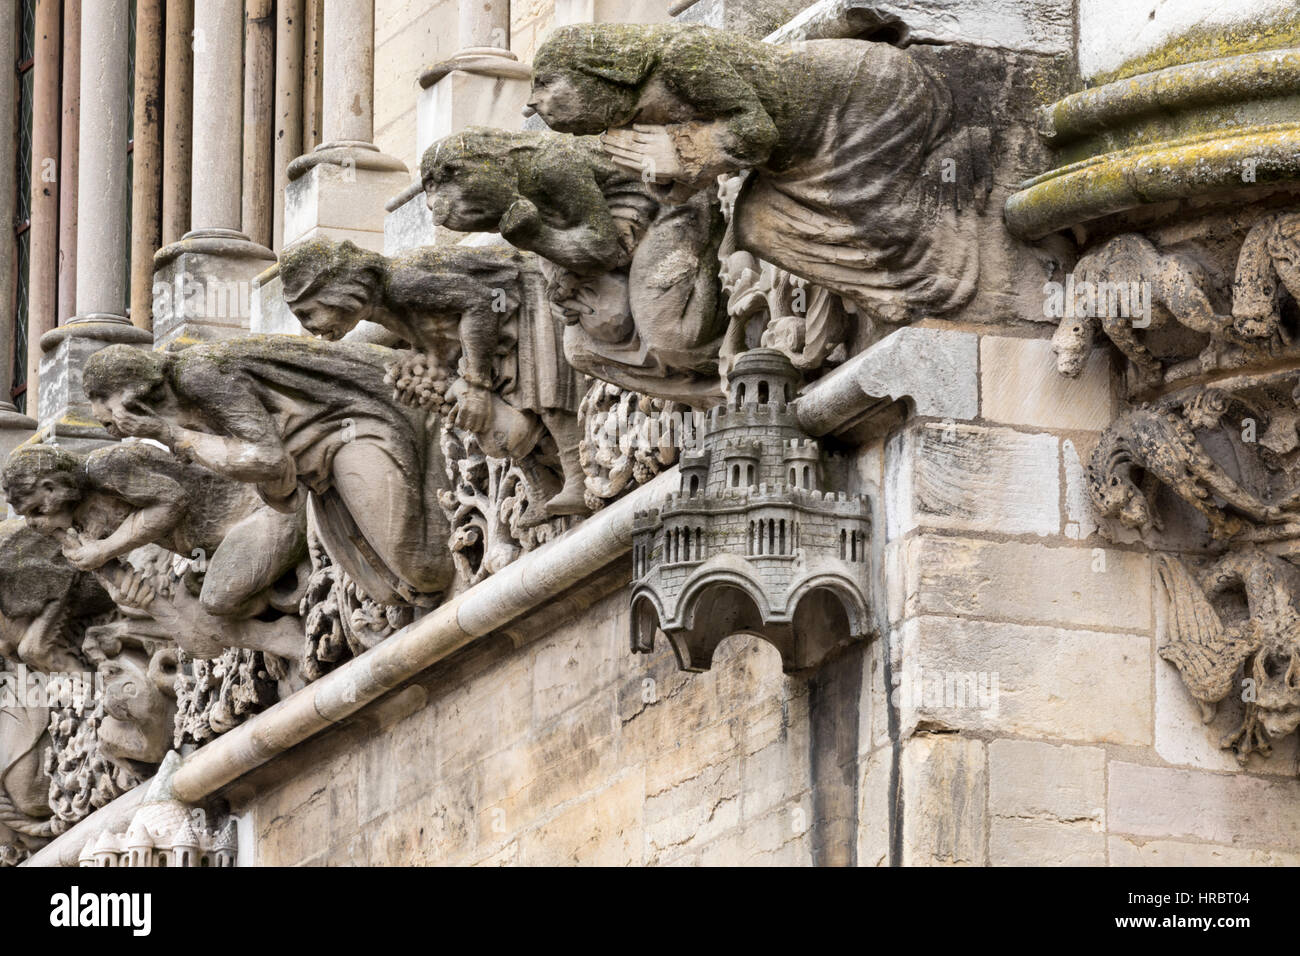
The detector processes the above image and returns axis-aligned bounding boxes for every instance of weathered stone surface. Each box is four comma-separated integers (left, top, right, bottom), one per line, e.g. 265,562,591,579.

991,818,1106,866
892,534,1151,631
900,616,1152,744
899,734,986,866
988,739,1105,822
856,746,891,867
980,336,1114,431
1108,835,1300,867
885,423,1061,540
1108,761,1300,850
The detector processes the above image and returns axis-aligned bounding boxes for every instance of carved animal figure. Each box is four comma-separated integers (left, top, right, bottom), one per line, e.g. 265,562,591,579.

1088,389,1300,539
528,22,980,325
280,238,589,525
1157,550,1300,761
4,443,307,659
421,126,727,406
0,519,113,673
1054,226,1294,386
81,337,453,607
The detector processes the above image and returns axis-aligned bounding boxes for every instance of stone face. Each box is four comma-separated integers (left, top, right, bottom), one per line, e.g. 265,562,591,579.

885,423,1061,540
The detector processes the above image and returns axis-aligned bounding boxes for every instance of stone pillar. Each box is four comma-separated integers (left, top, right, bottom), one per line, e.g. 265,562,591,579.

415,0,531,159
282,0,408,252
273,0,304,252
161,0,193,245
38,0,152,449
130,0,164,331
25,0,60,409
56,0,79,327
152,0,275,347
555,0,674,28
242,0,275,251
0,2,36,451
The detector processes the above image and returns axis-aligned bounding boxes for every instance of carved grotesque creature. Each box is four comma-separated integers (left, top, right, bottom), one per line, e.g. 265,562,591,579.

1088,389,1300,539
81,337,453,607
421,126,727,407
1054,226,1294,387
83,626,178,769
280,238,589,524
527,23,980,325
0,696,59,856
4,442,307,659
0,519,113,673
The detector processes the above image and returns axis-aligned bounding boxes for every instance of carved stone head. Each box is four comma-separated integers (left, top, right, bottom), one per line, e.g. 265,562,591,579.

1090,470,1153,532
82,345,174,439
529,24,654,133
421,128,565,233
279,239,386,341
3,444,87,534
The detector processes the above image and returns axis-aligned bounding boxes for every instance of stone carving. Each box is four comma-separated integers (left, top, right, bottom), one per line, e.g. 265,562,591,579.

4,442,308,660
280,238,590,526
0,519,114,673
579,382,690,511
631,349,872,673
1053,213,1300,391
81,622,178,769
46,688,146,827
421,127,728,407
0,681,59,859
77,752,237,867
81,336,454,608
299,525,413,680
173,647,282,747
717,174,851,378
1086,388,1300,540
528,23,981,326
1158,549,1300,763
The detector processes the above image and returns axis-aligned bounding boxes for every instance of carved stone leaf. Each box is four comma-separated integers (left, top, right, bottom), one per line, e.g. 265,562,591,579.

1156,555,1259,704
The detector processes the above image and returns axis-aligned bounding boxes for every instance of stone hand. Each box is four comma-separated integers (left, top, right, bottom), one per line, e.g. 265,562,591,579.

111,407,175,445
500,198,542,242
454,383,493,434
97,561,157,613
60,528,111,571
601,125,683,184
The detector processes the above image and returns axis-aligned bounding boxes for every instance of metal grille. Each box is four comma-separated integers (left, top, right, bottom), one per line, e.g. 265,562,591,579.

12,0,36,413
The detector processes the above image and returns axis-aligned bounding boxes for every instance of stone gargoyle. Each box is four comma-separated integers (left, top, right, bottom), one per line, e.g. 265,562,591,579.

527,22,980,327
81,337,454,608
1157,549,1300,764
280,238,589,525
0,694,59,861
4,442,308,660
0,518,114,673
421,126,728,407
1052,217,1299,389
1088,387,1300,540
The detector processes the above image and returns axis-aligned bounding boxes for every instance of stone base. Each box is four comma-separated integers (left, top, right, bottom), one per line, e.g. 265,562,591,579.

38,316,154,451
556,0,673,26
384,182,437,255
250,264,302,337
152,230,278,347
0,405,37,496
284,143,410,252
416,65,531,159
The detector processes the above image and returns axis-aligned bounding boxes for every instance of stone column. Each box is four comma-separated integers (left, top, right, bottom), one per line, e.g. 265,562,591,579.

282,0,408,253
0,2,36,451
130,0,164,331
25,0,60,409
56,0,79,329
161,0,193,246
38,0,152,449
152,0,275,347
415,0,531,158
555,0,673,28
242,0,275,250
273,0,304,252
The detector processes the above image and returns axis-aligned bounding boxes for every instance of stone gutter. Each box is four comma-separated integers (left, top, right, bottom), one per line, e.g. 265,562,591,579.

24,326,973,866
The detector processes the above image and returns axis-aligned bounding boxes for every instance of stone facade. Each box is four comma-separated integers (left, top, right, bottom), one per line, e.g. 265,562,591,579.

1,0,1299,871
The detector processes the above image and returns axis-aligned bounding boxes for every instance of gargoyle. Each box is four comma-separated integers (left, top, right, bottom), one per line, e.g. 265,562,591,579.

1088,388,1300,539
4,442,307,659
280,238,589,525
1053,228,1292,387
528,23,980,325
1157,549,1300,763
421,126,727,407
81,337,453,608
0,519,113,673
